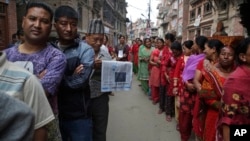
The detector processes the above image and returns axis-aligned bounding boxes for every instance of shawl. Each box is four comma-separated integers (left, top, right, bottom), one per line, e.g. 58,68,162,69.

182,53,205,82
216,65,250,141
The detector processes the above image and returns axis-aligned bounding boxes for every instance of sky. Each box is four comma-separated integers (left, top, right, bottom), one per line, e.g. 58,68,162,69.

126,0,160,26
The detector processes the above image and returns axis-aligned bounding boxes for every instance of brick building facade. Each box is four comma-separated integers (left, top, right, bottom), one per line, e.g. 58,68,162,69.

0,0,17,50
15,0,127,46
157,0,246,42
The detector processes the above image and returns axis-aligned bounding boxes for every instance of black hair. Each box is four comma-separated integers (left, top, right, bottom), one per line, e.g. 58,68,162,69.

171,41,182,52
236,37,250,65
104,34,109,41
25,2,53,22
195,36,208,51
54,5,78,22
12,33,17,39
143,38,151,44
165,33,175,42
119,35,125,39
157,38,164,43
182,40,193,49
206,39,224,54
16,29,24,36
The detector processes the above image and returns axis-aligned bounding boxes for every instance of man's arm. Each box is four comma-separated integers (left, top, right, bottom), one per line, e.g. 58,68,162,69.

24,75,55,141
63,46,94,89
40,52,66,95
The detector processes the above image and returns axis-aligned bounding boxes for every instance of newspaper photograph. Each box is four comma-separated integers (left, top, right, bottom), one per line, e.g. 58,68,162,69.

101,60,132,92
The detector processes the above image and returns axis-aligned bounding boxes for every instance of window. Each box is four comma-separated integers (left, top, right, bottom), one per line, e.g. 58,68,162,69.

220,1,228,11
0,3,6,14
203,27,211,37
197,7,201,16
190,9,196,20
78,6,82,29
204,2,212,14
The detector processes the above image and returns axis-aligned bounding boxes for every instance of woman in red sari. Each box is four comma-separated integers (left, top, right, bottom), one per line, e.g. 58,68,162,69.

149,38,165,104
192,36,208,141
218,37,250,141
165,41,183,122
198,39,235,141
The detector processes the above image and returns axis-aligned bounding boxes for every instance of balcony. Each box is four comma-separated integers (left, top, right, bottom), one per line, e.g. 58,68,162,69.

190,0,200,6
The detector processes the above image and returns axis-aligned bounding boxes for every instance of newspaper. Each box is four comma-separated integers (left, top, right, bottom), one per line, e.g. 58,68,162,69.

101,60,132,92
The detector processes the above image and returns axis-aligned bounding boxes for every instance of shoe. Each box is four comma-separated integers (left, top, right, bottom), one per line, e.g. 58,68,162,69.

176,124,179,131
166,115,172,122
158,109,163,114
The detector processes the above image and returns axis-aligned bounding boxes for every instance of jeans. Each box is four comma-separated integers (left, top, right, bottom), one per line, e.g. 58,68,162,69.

59,118,92,141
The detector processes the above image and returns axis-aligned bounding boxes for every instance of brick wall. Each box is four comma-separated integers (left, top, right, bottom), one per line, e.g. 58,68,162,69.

0,0,17,49
7,0,17,44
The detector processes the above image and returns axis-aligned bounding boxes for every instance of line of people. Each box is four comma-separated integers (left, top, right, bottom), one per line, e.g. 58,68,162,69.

130,33,250,141
0,2,117,141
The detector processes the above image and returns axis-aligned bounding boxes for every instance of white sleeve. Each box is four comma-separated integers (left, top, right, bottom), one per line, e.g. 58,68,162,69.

23,75,55,129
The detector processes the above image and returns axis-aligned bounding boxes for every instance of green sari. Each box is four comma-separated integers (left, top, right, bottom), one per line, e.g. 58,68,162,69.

138,45,154,93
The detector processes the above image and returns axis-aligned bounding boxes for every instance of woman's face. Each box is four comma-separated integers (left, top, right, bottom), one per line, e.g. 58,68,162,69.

145,39,151,48
191,41,198,53
157,40,164,49
240,44,250,67
219,47,235,67
172,49,182,57
204,43,216,60
183,45,192,56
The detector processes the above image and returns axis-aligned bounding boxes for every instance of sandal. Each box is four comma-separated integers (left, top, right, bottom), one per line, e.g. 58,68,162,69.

176,124,179,131
158,109,163,114
166,115,172,122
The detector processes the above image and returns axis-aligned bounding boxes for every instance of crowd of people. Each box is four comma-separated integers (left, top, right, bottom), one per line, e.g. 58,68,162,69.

129,32,250,141
0,2,123,141
1,1,250,141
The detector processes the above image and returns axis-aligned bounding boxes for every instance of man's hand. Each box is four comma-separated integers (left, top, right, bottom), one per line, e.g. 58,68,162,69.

74,64,84,75
94,59,102,69
38,70,47,79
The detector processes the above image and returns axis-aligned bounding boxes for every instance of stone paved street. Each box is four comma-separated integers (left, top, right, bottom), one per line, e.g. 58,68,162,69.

107,75,182,141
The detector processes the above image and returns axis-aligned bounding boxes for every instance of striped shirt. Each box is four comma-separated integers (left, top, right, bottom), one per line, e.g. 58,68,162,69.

0,52,54,129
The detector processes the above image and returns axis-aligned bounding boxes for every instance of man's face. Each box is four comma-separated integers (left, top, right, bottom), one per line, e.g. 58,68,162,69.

54,16,78,42
119,37,125,44
86,34,104,52
22,7,52,44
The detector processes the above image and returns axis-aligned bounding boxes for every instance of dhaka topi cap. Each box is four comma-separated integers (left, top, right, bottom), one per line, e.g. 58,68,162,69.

87,19,104,34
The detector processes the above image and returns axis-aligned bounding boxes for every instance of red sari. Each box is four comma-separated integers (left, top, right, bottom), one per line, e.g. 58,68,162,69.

131,43,139,66
217,65,250,140
149,49,161,103
198,61,227,141
168,55,184,96
192,60,206,139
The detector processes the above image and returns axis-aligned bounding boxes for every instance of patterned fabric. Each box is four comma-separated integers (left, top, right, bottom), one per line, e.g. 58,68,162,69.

5,44,66,113
219,65,250,125
180,80,196,113
0,52,55,130
199,62,226,141
87,19,104,34
168,55,184,96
